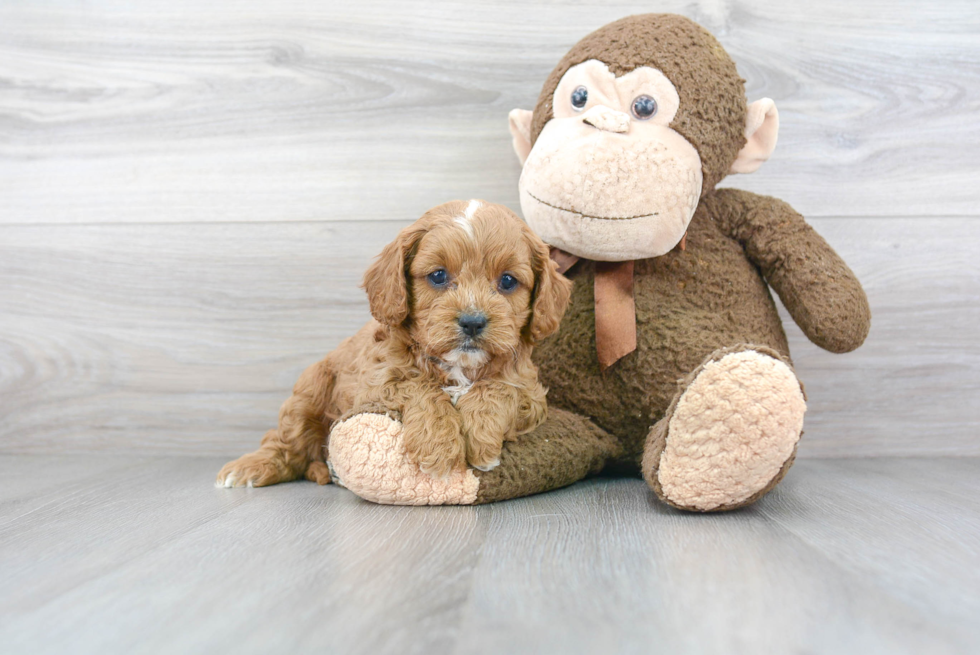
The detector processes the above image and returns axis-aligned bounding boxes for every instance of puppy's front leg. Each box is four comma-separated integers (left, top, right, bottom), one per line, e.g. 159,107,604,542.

457,380,549,471
513,380,549,437
397,380,466,479
453,382,519,472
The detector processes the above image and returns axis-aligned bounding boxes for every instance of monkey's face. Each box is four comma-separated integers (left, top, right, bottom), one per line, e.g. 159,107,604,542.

519,60,703,261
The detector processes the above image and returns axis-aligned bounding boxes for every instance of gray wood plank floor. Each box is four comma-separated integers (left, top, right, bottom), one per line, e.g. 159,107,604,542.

1,455,977,655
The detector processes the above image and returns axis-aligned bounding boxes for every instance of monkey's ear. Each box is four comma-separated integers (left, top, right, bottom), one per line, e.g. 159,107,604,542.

524,229,573,344
730,98,779,174
362,223,428,327
508,108,534,166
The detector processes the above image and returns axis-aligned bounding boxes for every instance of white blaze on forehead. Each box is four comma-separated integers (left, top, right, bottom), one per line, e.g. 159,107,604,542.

464,199,482,219
454,199,482,239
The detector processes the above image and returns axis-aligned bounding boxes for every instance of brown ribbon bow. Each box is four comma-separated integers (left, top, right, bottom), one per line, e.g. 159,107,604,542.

549,234,685,371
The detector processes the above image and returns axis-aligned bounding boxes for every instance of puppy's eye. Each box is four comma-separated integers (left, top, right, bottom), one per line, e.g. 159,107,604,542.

631,94,657,120
498,273,519,293
571,85,588,111
427,269,449,287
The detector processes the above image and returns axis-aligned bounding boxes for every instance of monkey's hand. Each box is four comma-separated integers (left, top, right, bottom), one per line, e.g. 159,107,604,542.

714,188,871,354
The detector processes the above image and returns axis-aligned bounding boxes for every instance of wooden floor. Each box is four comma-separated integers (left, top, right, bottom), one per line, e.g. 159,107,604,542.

1,455,977,655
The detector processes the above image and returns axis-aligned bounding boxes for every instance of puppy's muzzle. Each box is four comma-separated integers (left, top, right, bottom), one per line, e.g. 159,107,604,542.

458,312,488,338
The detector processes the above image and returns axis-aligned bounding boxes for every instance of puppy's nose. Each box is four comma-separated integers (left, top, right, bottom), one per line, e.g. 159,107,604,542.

458,313,488,338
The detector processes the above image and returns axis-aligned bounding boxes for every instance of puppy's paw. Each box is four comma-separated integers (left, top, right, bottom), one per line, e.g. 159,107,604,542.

466,441,503,472
464,429,505,473
409,438,467,480
215,451,291,488
471,458,500,473
402,414,466,480
304,461,332,485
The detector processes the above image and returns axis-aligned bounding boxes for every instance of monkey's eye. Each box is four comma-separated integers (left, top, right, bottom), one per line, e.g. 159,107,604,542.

427,269,449,287
631,95,657,120
498,273,519,293
570,85,588,111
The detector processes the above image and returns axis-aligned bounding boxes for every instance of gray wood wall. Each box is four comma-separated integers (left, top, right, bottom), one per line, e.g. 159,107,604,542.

2,1,978,457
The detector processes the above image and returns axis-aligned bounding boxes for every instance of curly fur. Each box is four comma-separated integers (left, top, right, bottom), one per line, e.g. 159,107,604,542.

217,200,572,486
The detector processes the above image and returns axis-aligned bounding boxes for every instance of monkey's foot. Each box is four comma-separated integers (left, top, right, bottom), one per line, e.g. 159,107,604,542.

643,346,806,512
327,413,480,505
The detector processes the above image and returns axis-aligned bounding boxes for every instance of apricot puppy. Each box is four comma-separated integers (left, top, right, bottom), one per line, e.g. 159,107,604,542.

217,200,572,487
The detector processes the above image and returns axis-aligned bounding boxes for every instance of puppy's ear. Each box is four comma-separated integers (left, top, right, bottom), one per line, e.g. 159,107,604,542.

524,227,573,343
363,221,429,327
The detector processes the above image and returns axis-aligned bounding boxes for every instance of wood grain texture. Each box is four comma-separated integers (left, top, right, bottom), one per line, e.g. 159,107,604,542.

779,217,980,457
1,0,978,224
1,216,977,457
0,456,978,654
0,221,383,455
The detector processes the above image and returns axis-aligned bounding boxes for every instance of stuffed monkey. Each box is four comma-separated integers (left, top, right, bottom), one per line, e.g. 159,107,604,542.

327,13,870,511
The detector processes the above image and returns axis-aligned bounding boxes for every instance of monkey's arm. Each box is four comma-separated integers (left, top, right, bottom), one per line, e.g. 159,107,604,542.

712,188,871,353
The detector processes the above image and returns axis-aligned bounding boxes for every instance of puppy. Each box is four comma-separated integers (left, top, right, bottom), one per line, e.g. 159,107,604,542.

217,200,572,487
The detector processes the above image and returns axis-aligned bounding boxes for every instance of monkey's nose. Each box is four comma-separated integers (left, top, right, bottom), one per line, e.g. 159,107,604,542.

582,105,631,133
458,313,488,338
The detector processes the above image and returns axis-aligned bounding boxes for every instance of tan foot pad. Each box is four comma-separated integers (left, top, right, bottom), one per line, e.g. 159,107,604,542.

327,413,479,505
658,350,806,511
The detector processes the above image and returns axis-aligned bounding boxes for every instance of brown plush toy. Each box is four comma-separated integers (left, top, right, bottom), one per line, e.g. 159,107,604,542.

326,13,870,511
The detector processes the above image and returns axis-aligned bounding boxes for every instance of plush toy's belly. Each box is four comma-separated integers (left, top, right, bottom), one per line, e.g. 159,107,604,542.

533,210,790,468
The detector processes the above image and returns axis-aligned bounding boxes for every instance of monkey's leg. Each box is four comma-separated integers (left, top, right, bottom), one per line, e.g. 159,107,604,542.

642,345,806,512
327,407,619,505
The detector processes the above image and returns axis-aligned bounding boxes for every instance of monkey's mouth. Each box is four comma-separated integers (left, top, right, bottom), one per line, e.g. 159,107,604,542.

525,190,658,221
